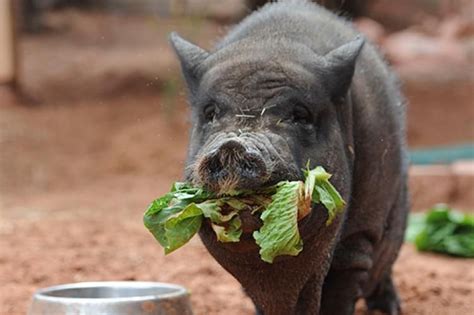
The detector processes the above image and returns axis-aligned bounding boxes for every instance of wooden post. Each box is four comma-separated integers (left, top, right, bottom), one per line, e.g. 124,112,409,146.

0,0,17,87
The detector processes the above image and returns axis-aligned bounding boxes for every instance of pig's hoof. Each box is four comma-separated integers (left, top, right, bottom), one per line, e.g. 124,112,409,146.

365,275,401,315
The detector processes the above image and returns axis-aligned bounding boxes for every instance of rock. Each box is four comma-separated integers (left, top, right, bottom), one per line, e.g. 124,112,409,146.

383,30,467,65
409,163,474,212
451,160,474,211
409,165,455,212
439,16,474,39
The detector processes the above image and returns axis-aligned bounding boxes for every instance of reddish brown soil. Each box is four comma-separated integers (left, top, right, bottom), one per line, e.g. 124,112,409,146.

1,8,473,315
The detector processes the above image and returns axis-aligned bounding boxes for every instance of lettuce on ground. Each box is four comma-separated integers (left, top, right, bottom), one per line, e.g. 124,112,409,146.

406,204,474,258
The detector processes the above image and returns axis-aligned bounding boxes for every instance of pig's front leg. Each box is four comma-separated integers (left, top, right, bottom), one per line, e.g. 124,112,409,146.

320,269,368,315
294,274,324,315
320,235,374,315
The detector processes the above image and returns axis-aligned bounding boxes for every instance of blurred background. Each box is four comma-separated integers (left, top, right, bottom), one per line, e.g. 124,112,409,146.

0,1,473,314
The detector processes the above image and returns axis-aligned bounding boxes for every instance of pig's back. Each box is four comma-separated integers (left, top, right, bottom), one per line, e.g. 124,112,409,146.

218,0,355,54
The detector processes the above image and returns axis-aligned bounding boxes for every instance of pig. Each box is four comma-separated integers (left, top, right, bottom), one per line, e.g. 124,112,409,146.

169,0,408,314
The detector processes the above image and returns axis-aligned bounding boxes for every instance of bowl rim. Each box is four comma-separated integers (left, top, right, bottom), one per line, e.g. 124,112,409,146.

32,281,189,303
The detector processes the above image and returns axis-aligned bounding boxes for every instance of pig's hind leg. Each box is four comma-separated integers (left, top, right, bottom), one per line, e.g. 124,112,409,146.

365,273,401,315
365,182,407,315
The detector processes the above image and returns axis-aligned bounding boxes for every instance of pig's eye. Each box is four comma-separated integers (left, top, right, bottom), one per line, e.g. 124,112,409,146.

203,104,217,123
292,104,313,125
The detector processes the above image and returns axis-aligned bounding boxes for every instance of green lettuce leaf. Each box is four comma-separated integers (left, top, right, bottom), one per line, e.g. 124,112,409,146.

198,199,242,223
406,204,474,258
161,203,203,254
211,216,242,242
143,189,246,255
143,183,212,254
144,198,202,254
253,166,346,263
199,199,243,242
253,181,304,263
305,166,345,225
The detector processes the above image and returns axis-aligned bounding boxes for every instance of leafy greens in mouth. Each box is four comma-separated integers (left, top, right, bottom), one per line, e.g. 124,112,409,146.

143,166,345,263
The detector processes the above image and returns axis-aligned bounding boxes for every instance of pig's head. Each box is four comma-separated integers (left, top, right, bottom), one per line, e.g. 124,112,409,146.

170,33,363,201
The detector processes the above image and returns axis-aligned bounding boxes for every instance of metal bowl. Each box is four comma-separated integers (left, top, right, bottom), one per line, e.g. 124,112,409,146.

28,281,193,315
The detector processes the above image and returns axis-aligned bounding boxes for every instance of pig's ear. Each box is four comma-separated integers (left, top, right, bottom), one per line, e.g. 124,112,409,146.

323,37,365,102
169,32,210,94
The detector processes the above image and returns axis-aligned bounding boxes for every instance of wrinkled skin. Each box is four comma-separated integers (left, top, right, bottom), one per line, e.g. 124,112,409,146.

169,1,409,314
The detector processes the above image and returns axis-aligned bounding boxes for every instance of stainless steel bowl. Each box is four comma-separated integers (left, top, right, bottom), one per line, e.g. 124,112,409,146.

28,281,193,315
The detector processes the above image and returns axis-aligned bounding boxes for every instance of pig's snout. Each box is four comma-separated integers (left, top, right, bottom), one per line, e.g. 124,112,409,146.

197,139,268,193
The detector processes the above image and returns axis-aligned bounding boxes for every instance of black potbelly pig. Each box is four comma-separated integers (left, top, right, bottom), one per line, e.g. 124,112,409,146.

169,1,409,314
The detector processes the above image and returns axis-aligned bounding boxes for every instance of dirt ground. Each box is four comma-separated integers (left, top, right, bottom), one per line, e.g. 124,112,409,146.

1,188,473,315
0,8,473,315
